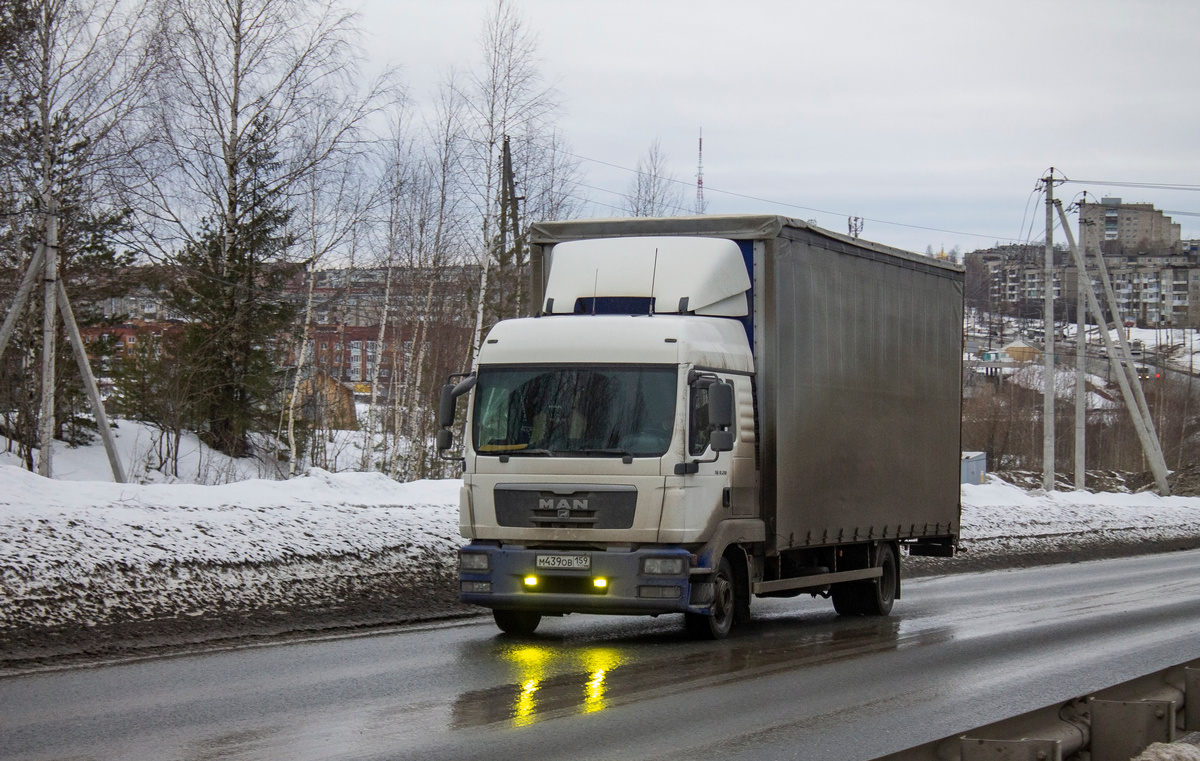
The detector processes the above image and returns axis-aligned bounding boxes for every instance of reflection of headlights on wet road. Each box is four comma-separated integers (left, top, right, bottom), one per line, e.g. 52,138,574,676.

580,648,622,713
492,645,628,726
585,669,606,712
514,679,539,726
506,644,552,674
451,618,925,732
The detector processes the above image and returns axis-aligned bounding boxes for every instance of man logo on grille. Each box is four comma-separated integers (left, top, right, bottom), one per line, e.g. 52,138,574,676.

540,498,589,512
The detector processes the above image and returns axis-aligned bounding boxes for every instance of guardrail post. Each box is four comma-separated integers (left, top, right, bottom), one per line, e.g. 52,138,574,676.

1089,698,1175,761
960,737,1062,761
1187,667,1200,731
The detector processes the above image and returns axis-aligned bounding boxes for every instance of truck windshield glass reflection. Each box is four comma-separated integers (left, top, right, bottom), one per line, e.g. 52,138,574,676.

473,365,677,457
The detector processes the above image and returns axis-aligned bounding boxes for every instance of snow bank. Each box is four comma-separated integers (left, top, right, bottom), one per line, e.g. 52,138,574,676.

0,466,463,634
960,476,1200,555
0,465,460,572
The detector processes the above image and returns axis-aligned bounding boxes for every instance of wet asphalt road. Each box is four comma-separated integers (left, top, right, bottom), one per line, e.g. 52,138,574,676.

4,549,1200,761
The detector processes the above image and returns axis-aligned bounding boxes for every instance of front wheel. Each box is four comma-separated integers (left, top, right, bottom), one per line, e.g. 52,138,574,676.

685,556,736,639
493,609,542,635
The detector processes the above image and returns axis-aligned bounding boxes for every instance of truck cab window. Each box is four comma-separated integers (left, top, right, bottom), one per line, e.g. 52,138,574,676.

689,385,711,456
472,365,677,457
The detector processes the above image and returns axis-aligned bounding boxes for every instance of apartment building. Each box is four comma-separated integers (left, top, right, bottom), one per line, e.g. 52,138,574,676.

967,203,1197,328
1079,197,1181,254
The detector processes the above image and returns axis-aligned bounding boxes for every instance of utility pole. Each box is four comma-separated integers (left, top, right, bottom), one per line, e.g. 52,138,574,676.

0,207,127,482
501,136,523,317
496,140,509,320
1075,244,1086,490
38,202,59,477
1042,170,1058,491
1055,200,1169,495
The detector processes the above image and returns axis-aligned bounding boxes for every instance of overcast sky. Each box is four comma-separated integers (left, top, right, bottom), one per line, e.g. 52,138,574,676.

356,0,1200,254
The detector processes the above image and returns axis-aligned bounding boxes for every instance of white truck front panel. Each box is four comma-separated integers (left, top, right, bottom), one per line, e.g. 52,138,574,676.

461,315,755,547
475,314,753,372
542,236,751,315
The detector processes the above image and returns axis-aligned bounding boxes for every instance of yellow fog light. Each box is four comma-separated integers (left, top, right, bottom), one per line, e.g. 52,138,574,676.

524,576,538,587
593,578,608,588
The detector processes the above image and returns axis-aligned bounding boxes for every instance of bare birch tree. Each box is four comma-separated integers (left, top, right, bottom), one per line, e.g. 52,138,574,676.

375,88,475,480
624,137,685,217
131,0,388,459
457,0,563,360
285,98,385,476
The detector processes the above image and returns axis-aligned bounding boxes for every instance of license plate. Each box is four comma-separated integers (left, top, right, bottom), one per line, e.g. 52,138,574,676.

535,554,591,570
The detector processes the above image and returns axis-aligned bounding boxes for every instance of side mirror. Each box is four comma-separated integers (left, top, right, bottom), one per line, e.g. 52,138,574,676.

435,372,476,462
438,383,456,427
437,374,477,428
710,429,735,453
709,381,734,429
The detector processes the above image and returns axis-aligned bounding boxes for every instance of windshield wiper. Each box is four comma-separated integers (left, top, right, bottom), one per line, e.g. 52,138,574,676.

505,448,555,457
574,447,636,462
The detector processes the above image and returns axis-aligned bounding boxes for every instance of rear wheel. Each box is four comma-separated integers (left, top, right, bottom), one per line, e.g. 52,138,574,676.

493,609,542,635
685,556,736,639
831,543,898,617
830,582,865,615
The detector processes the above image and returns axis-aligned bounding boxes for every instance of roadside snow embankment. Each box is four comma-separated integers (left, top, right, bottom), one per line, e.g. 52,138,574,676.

962,477,1200,550
893,476,1200,576
0,466,462,643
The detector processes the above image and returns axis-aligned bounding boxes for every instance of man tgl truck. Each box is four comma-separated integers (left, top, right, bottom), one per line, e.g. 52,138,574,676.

437,215,962,639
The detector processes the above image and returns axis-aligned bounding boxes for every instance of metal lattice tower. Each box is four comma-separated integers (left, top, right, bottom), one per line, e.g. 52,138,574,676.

695,128,706,214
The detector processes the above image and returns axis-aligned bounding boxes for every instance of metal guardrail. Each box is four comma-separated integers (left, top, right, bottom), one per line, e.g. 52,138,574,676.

876,659,1199,761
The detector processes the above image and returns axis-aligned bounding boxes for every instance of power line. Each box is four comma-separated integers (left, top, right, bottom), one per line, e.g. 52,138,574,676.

566,150,1021,243
1062,178,1200,192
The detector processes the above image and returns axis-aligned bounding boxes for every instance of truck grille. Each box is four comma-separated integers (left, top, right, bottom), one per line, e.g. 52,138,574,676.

494,484,637,529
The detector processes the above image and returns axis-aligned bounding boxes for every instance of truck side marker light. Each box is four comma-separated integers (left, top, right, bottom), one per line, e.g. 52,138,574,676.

593,578,608,588
524,576,538,587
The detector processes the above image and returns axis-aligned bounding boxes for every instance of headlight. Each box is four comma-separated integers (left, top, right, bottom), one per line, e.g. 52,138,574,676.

642,557,686,575
459,552,490,571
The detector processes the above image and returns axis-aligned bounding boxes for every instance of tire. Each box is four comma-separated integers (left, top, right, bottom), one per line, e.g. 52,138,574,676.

685,557,736,640
493,609,542,635
831,543,898,617
830,582,865,616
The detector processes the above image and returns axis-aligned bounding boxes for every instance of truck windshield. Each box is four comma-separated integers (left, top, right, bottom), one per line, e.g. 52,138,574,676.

472,365,677,457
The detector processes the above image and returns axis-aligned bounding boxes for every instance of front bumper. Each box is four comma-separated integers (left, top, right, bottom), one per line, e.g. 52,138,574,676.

458,544,709,616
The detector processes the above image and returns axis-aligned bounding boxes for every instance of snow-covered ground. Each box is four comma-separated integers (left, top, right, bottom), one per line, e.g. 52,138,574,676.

1000,363,1119,409
0,465,460,572
961,476,1200,550
0,418,416,485
0,419,281,484
0,464,464,634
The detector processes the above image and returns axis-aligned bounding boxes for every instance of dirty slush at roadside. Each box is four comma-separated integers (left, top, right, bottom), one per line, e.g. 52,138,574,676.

3,469,1199,675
